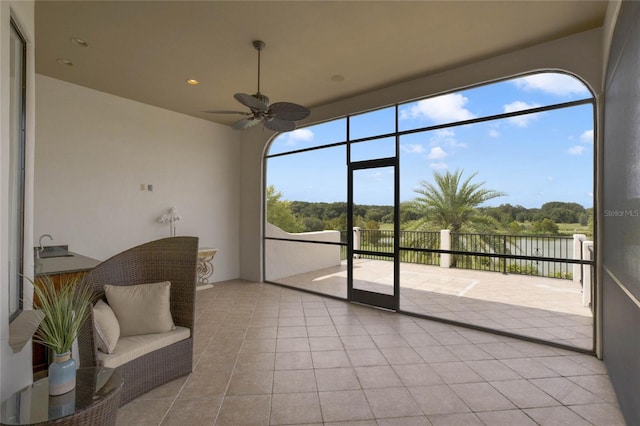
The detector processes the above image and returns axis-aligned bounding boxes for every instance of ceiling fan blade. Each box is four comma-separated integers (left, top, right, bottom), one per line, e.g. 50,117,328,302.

234,93,268,112
202,110,251,115
269,102,311,121
263,117,296,132
231,116,263,130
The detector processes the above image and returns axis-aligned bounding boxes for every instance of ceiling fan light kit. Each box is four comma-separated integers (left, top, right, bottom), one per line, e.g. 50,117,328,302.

205,40,310,132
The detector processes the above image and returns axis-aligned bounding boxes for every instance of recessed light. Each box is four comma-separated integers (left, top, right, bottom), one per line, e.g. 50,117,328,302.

186,79,199,85
71,37,88,47
57,59,74,66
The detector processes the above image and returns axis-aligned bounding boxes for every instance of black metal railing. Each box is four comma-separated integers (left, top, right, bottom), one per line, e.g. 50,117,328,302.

346,229,577,279
451,232,574,279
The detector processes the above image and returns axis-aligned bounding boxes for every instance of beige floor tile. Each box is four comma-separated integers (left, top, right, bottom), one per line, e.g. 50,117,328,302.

427,412,483,425
414,346,459,363
277,325,308,338
115,282,627,426
272,369,317,393
340,335,377,350
270,392,323,425
226,370,273,396
138,376,188,400
274,351,313,370
312,350,352,368
500,358,559,379
216,395,271,425
375,416,432,426
307,325,339,337
364,387,423,418
430,362,484,384
393,363,443,387
160,397,222,426
276,337,310,352
380,347,424,365
346,348,388,367
278,316,305,327
530,377,603,405
524,406,592,425
315,367,361,391
305,315,334,326
178,370,231,399
116,398,173,426
318,390,374,422
309,336,344,351
490,379,560,409
464,360,521,382
371,334,411,348
449,382,515,412
240,338,276,353
568,374,620,403
475,409,537,425
354,365,403,388
569,403,627,425
408,385,471,416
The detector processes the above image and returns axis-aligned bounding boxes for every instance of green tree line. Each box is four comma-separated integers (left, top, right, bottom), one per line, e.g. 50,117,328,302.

267,170,593,236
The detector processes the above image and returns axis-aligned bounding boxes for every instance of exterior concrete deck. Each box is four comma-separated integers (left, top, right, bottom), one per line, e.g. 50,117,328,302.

274,259,593,350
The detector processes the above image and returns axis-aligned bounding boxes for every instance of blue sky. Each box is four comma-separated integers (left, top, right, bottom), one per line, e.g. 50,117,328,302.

267,73,594,209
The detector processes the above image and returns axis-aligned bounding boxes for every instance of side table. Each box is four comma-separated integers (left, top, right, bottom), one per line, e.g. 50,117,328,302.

196,247,218,289
1,367,122,426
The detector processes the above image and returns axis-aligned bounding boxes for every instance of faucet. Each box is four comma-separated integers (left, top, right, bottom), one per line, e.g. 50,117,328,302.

37,234,53,258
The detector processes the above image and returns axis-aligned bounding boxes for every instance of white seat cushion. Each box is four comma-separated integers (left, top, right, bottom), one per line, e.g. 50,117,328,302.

96,326,190,369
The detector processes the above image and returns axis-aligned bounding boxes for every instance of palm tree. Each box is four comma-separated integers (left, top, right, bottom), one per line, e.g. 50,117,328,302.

412,169,505,232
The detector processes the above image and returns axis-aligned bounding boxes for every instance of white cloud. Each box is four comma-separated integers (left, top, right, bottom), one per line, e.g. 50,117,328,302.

400,93,476,123
503,101,541,127
429,129,466,148
282,128,314,145
580,129,594,143
430,162,448,170
512,73,590,96
488,129,500,138
427,146,447,160
400,144,425,154
567,145,585,155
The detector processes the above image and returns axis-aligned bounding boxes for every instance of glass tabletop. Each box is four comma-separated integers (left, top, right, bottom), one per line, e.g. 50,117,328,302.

1,367,122,425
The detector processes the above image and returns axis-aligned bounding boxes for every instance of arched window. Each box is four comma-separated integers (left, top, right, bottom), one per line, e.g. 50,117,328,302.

264,71,595,351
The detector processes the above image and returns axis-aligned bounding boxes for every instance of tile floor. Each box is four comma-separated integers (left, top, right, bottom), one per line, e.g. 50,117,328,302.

275,260,593,350
116,280,624,426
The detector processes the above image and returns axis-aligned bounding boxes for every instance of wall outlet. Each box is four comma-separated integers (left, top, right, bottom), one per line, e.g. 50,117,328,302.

147,184,153,192
140,184,145,191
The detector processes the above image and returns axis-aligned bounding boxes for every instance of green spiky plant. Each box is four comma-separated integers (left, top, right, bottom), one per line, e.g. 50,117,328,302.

27,275,95,355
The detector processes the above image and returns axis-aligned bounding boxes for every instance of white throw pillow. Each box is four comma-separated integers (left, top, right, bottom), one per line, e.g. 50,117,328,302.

104,281,175,337
93,299,120,354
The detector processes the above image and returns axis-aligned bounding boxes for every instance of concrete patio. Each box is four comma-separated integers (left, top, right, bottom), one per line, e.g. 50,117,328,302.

273,259,593,351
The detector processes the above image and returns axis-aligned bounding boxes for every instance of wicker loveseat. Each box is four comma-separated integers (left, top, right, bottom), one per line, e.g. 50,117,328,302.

77,237,198,406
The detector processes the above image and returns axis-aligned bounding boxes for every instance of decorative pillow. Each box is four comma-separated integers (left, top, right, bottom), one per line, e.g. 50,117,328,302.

93,299,120,354
104,281,175,337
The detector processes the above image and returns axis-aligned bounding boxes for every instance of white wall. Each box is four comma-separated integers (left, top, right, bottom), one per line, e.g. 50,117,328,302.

239,28,605,282
35,75,241,281
1,0,36,401
265,223,341,281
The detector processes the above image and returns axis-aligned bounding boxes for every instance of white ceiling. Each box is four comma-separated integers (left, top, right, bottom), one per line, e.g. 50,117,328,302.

35,1,608,128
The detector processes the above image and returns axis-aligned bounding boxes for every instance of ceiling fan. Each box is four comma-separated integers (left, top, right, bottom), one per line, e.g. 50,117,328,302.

204,40,310,132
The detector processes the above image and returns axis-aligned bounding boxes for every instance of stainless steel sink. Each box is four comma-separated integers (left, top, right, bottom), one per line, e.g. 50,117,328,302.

36,245,74,258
